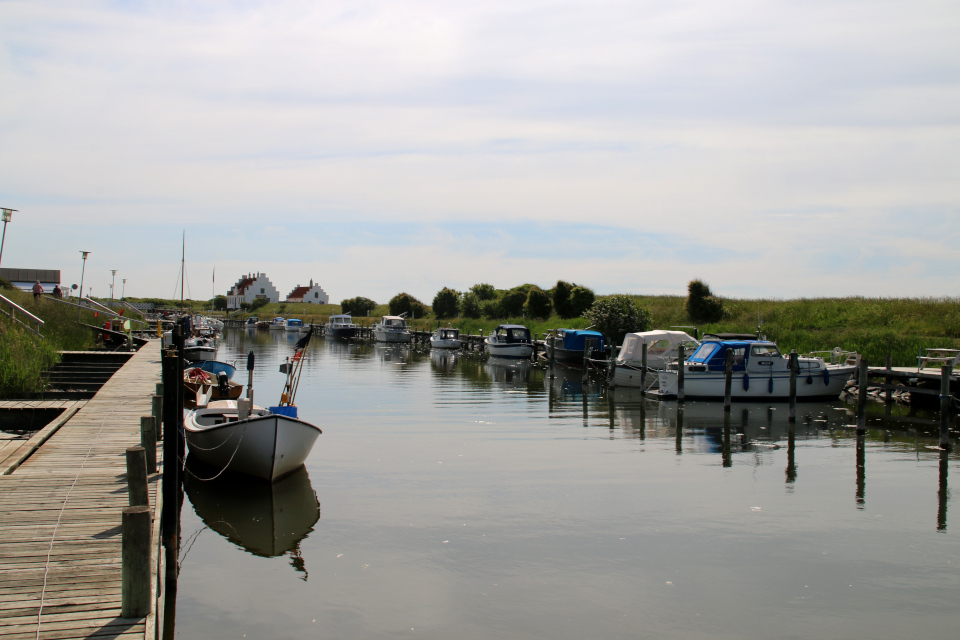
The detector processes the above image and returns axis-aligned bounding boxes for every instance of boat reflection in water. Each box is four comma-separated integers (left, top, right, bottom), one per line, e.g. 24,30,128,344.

184,462,320,580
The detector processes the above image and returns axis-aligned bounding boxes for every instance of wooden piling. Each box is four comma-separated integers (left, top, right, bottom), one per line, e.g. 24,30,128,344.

788,350,798,423
885,354,893,405
549,332,556,378
723,349,734,411
857,359,869,432
640,343,647,395
121,504,152,618
677,344,685,402
608,338,617,385
582,338,591,383
140,416,157,473
126,446,149,507
152,393,162,428
940,365,951,450
161,350,179,543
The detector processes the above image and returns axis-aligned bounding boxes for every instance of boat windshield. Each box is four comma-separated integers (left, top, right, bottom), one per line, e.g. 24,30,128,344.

750,344,781,357
689,342,718,362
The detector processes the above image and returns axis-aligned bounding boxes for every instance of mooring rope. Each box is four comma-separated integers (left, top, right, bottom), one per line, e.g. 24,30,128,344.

178,420,251,482
35,400,133,640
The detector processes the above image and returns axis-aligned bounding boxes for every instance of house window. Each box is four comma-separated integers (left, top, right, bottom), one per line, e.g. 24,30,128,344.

314,292,318,298
260,288,264,294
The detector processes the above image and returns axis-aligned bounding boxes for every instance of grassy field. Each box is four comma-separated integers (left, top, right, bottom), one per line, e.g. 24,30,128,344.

233,296,960,367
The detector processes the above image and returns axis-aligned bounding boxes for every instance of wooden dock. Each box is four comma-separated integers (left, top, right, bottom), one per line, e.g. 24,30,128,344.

0,342,163,640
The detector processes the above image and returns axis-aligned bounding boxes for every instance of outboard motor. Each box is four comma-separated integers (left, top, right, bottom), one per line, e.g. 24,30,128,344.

217,371,230,397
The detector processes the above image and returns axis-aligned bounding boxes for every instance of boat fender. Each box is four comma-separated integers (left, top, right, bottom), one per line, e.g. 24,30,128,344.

768,376,774,394
743,373,750,391
806,374,813,385
823,369,830,385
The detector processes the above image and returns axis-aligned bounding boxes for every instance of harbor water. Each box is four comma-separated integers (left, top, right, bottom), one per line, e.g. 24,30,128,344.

173,329,960,639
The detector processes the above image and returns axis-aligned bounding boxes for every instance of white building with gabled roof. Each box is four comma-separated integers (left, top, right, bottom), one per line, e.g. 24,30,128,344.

226,272,280,310
286,279,329,304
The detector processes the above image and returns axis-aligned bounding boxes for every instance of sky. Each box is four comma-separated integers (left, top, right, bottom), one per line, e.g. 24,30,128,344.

0,0,958,304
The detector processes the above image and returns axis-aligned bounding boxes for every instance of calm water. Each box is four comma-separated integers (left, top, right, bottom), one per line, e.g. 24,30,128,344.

173,329,960,639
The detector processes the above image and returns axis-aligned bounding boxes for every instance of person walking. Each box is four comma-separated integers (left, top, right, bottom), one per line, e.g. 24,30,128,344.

53,284,63,298
32,280,43,301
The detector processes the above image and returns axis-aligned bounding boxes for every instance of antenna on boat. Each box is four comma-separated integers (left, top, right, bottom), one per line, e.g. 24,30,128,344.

280,327,312,407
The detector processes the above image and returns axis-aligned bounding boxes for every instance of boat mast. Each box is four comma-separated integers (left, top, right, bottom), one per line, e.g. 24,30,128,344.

180,230,185,313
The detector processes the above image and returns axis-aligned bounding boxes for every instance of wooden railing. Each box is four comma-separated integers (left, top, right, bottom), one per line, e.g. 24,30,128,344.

0,293,44,337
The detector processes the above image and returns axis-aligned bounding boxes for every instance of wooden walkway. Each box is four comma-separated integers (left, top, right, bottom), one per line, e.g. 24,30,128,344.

0,342,163,640
0,401,87,411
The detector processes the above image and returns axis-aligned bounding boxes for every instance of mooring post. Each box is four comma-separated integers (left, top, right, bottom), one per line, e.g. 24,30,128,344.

479,330,484,354
161,349,179,544
857,359,869,432
940,365,951,450
139,417,157,473
532,334,539,363
677,344,685,402
125,446,149,507
549,332,556,378
640,343,648,396
885,354,893,405
121,504,152,618
151,393,162,429
608,338,617,386
723,349,734,411
789,350,798,423
582,338,592,383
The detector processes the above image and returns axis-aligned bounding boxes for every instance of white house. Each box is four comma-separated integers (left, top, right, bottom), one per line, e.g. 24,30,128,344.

285,279,329,304
226,272,280,310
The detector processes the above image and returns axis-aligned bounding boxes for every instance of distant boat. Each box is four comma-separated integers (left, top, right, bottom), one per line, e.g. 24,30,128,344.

183,336,216,361
285,318,304,332
373,315,412,343
188,359,237,380
324,314,358,340
245,316,259,327
657,338,859,400
544,329,605,365
269,317,286,331
430,327,461,349
485,324,533,359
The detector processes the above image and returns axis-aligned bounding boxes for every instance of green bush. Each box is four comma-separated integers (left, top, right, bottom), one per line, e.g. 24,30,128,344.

471,283,497,301
499,289,527,317
432,287,460,318
389,292,427,318
584,295,652,343
340,297,378,316
524,288,553,319
481,299,501,319
213,295,227,311
686,280,724,323
552,280,573,317
568,286,595,317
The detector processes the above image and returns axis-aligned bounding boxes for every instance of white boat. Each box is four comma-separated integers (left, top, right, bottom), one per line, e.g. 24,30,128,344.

485,324,533,359
430,327,462,349
611,330,700,389
183,400,321,481
324,314,358,339
657,338,859,400
373,315,412,343
269,317,286,331
184,336,216,361
285,318,304,332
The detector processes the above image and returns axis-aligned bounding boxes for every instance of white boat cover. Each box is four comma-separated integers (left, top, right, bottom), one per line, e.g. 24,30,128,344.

618,330,698,364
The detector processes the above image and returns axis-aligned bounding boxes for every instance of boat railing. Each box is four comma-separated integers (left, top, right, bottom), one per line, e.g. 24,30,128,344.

0,293,44,337
804,349,860,367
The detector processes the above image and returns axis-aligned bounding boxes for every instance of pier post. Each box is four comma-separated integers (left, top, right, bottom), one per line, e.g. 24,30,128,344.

121,505,152,618
940,365,951,450
677,344,685,402
479,330,484,354
722,410,732,468
857,359,868,432
723,349,734,411
582,338,591,383
161,349,179,543
549,332,556,378
608,338,617,386
151,393,162,429
532,334,538,363
640,343,647,396
139,417,157,473
788,350,798,423
125,446,149,507
885,354,893,405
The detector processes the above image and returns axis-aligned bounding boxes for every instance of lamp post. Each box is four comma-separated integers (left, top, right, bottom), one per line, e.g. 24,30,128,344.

0,208,17,268
121,278,126,300
111,270,117,301
78,251,90,319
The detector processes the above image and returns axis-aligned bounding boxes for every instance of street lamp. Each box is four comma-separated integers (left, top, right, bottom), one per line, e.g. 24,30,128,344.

111,270,117,301
121,278,126,300
0,208,17,268
78,251,90,319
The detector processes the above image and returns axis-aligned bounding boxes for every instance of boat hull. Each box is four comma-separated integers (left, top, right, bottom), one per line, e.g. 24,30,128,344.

326,327,357,339
611,365,661,389
657,366,856,400
374,329,412,343
184,412,322,481
486,342,533,358
430,338,461,349
184,346,216,361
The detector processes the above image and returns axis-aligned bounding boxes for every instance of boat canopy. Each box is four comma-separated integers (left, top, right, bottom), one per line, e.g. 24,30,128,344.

382,316,406,328
438,328,459,339
687,340,781,371
494,324,531,343
286,318,303,327
329,314,353,324
558,329,604,351
619,330,698,362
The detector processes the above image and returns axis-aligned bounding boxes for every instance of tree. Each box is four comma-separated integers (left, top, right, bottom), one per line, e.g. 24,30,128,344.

459,291,481,318
213,295,227,311
583,295,652,343
686,280,725,323
567,286,595,317
470,283,497,301
552,280,573,317
432,288,460,318
524,288,552,319
389,292,427,318
481,299,501,319
341,297,377,316
499,288,527,317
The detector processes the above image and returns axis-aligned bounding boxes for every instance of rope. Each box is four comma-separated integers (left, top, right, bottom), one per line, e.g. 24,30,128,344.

35,400,132,640
178,420,252,482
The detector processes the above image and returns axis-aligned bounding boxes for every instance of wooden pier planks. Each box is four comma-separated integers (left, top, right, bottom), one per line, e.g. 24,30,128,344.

0,342,161,640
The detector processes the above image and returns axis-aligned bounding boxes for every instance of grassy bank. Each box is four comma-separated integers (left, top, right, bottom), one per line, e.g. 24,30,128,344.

0,285,97,397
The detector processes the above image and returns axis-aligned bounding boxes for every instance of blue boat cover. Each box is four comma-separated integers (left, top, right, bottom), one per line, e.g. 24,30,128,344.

560,330,605,351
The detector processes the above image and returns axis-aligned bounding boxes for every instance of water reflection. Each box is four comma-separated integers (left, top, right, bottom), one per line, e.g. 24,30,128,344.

939,448,949,532
184,463,320,579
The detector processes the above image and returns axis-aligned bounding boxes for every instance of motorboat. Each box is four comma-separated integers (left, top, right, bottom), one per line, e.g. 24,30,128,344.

657,338,859,400
324,314,358,339
183,335,216,361
544,329,605,365
285,318,304,332
373,315,412,343
269,317,286,331
188,359,237,380
183,367,243,408
430,327,462,349
485,324,533,359
610,330,700,389
184,344,321,481
245,316,259,327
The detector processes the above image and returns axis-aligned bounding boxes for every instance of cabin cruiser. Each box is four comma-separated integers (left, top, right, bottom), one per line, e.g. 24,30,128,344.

269,317,286,331
485,324,534,359
373,315,412,343
610,330,700,389
430,327,462,349
325,314,359,339
285,318,304,332
544,329,605,365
